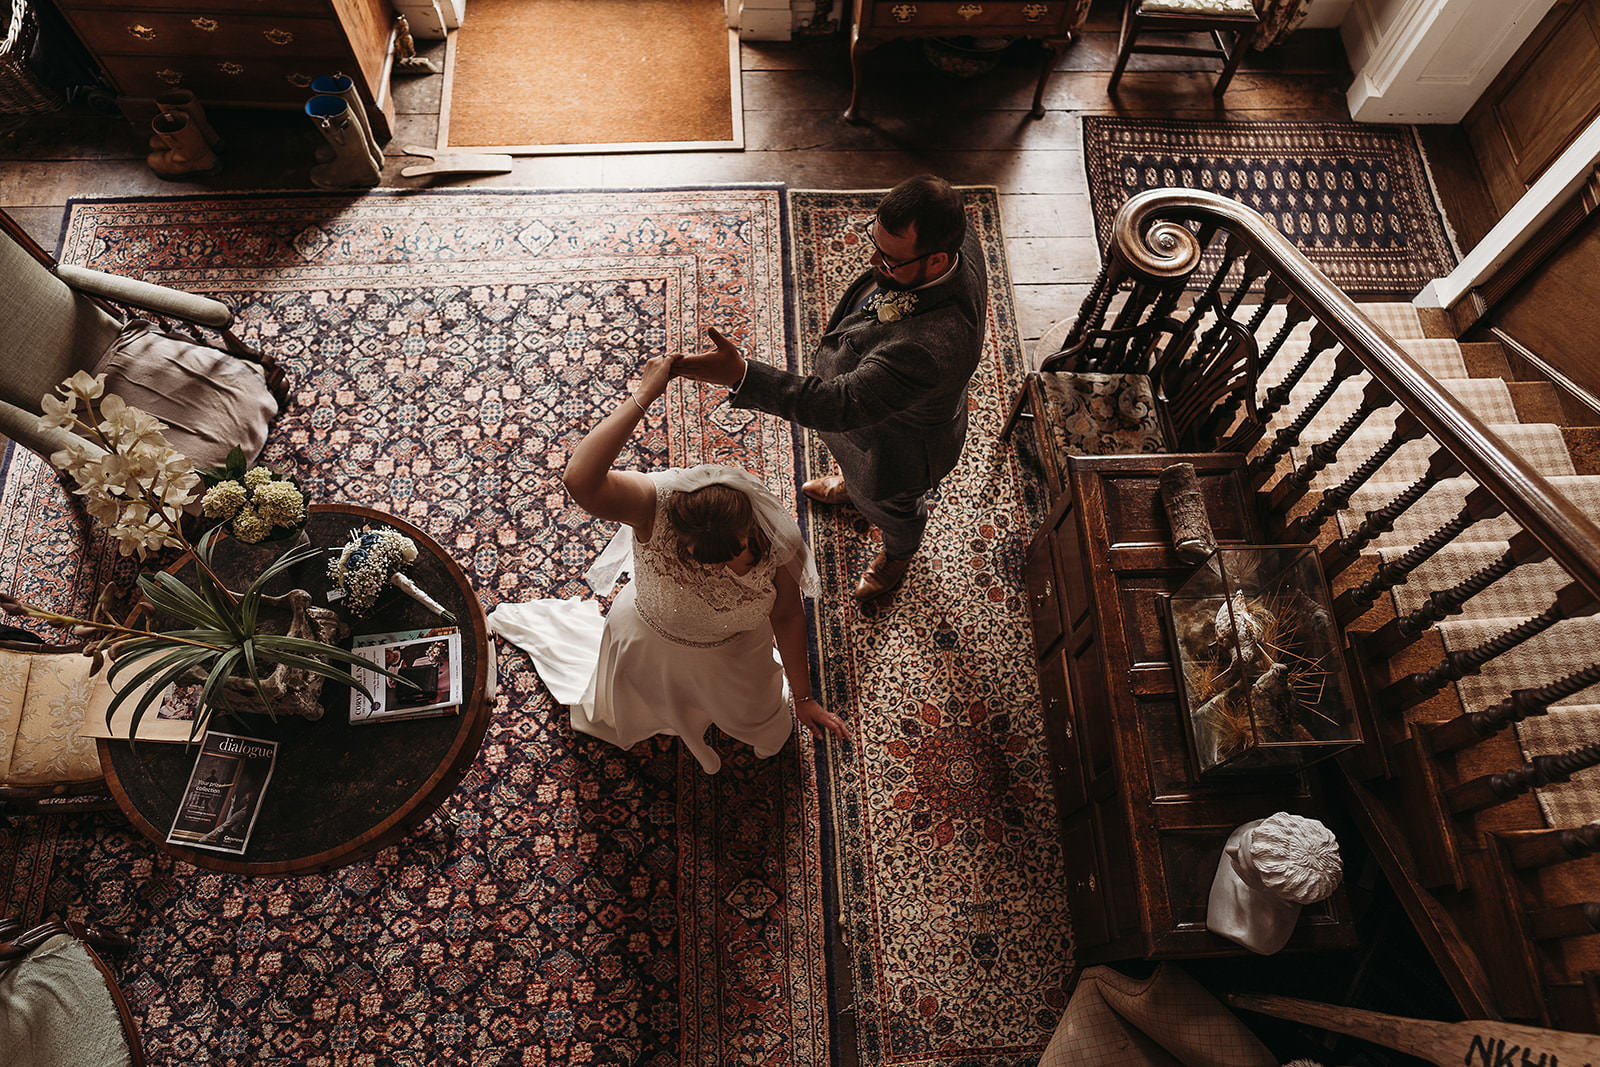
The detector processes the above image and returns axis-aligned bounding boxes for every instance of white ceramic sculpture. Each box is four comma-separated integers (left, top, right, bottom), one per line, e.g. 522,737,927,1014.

1206,812,1343,954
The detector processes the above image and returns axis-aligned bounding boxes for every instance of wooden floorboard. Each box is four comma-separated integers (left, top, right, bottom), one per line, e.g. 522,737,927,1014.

0,5,1484,350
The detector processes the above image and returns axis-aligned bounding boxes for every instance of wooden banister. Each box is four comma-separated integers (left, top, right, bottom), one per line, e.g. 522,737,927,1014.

1107,188,1600,606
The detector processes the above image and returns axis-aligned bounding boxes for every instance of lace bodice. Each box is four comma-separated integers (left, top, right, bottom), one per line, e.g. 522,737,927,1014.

631,487,779,646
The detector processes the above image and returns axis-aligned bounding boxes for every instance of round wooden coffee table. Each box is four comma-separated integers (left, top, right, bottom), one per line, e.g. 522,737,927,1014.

97,504,492,875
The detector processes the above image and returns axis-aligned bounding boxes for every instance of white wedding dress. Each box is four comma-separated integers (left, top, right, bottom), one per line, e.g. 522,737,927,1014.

490,468,811,774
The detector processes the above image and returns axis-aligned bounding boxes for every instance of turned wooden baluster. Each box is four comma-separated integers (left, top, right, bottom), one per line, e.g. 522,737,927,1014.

1446,741,1600,815
1427,661,1600,753
1526,902,1600,940
1367,530,1549,654
1284,411,1425,543
1379,583,1598,713
1245,348,1360,489
1265,377,1398,524
1328,475,1486,617
1259,322,1338,421
1059,259,1114,367
1123,281,1188,374
1503,820,1600,869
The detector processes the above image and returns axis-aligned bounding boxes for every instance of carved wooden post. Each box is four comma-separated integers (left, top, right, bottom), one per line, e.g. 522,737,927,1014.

1445,741,1600,815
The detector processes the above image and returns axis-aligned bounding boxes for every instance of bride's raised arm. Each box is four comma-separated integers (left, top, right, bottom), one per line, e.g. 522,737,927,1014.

563,353,679,531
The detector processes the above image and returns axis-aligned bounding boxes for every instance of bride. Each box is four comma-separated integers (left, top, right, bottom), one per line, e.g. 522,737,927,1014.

490,352,849,773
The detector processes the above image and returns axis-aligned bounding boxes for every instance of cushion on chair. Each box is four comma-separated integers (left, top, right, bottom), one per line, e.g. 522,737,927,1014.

1037,371,1167,457
0,650,108,787
94,319,279,470
0,934,134,1067
1139,0,1257,16
1040,964,1275,1067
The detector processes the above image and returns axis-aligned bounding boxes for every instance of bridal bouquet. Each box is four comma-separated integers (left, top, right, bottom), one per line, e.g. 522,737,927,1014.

328,527,456,623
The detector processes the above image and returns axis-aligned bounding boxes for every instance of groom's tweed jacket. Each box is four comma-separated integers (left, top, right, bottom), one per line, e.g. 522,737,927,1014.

730,228,987,506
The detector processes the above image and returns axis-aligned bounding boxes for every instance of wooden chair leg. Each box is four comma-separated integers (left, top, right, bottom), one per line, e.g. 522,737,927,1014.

999,380,1033,443
1108,3,1139,93
1214,25,1251,96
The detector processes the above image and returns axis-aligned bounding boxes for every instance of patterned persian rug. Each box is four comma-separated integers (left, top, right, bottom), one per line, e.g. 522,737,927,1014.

1082,118,1459,299
0,188,832,1066
789,189,1073,1066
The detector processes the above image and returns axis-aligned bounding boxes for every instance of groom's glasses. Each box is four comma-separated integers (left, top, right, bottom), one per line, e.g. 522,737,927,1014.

856,218,935,274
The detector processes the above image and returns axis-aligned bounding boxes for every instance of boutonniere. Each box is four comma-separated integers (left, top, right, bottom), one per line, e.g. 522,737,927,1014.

863,289,917,323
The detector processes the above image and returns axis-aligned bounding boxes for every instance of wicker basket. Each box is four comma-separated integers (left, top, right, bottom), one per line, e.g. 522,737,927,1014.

0,0,63,114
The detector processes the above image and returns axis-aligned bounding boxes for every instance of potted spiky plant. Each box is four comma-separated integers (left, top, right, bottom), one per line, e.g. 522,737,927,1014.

0,372,402,742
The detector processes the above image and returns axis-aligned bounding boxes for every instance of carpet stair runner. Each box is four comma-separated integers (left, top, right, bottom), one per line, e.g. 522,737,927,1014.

1252,300,1600,828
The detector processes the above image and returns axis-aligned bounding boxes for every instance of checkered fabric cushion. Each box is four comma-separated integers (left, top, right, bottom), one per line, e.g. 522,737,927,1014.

1139,0,1257,16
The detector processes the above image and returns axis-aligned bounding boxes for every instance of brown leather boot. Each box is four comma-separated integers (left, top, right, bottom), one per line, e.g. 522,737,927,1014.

147,90,223,151
802,473,852,506
146,112,221,181
853,551,911,601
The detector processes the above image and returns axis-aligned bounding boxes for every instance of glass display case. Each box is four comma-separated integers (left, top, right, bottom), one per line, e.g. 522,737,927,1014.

1165,546,1360,775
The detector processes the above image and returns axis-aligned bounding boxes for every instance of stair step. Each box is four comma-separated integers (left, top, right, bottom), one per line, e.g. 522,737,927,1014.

1459,341,1514,381
1293,422,1577,488
1513,705,1600,829
1437,614,1600,714
1337,474,1600,549
1257,301,1425,342
1508,379,1568,425
1376,540,1577,623
1563,427,1600,476
1280,377,1520,444
1263,337,1469,390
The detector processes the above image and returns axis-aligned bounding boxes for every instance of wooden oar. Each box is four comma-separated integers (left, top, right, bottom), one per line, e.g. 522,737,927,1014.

1228,992,1600,1066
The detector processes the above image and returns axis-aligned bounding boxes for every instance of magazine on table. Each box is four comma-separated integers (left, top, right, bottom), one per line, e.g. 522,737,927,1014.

166,730,277,855
348,626,462,724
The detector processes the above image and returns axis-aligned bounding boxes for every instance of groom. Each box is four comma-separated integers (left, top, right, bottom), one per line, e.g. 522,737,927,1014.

674,174,987,601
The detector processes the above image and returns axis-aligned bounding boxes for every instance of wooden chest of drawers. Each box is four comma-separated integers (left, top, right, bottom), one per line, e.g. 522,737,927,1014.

48,0,397,138
846,0,1075,120
1026,452,1357,962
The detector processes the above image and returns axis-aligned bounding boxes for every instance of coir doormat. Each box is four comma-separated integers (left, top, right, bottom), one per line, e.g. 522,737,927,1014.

1083,118,1459,299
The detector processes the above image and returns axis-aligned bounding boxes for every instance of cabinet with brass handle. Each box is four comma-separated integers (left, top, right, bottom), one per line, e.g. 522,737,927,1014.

47,0,397,138
847,0,1079,121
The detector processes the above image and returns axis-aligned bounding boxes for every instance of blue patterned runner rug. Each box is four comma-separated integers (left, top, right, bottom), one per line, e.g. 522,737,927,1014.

0,187,833,1066
1083,117,1459,299
789,188,1073,1067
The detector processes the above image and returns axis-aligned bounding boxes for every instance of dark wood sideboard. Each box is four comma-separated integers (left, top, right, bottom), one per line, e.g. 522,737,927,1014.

45,0,397,137
845,0,1073,121
1025,452,1357,962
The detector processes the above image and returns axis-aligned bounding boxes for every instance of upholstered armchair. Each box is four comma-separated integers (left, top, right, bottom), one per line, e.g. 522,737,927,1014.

0,634,119,816
0,209,284,472
0,918,144,1067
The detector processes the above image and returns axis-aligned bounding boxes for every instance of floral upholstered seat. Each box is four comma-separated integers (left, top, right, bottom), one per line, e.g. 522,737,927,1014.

1037,371,1167,459
0,645,110,796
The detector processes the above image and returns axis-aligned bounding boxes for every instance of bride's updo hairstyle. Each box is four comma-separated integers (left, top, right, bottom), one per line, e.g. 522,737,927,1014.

668,483,771,566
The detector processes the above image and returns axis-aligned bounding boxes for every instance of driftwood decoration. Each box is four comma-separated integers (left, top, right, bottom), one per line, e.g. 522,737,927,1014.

1159,462,1217,563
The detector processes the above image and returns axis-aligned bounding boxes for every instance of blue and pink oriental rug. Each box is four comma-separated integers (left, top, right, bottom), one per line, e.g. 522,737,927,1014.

0,186,1072,1066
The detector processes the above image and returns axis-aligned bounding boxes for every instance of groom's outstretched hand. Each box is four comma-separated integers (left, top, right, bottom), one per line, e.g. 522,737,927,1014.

672,327,747,388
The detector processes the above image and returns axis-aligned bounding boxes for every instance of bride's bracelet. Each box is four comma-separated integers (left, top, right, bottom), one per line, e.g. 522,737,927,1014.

628,392,648,415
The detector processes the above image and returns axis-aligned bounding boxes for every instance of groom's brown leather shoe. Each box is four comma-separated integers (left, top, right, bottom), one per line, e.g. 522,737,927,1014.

853,551,911,602
802,473,852,506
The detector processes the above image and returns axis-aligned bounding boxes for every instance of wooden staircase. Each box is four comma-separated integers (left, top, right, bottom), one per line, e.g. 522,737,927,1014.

1044,187,1600,1032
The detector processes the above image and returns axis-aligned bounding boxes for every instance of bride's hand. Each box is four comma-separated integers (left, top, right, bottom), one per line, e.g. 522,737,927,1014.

635,352,680,405
796,695,850,741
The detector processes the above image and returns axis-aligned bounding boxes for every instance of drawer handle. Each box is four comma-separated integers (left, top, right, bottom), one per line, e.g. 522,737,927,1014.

1022,2,1049,20
1063,719,1072,739
286,72,313,88
219,61,245,76
127,23,157,40
264,28,294,45
890,3,917,22
1032,578,1053,605
957,3,982,18
191,17,218,31
156,67,183,85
